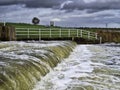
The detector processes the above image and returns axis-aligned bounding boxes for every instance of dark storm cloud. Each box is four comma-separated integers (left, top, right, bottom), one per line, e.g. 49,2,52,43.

24,0,64,8
0,0,64,8
1,0,120,12
1,0,120,28
61,0,120,12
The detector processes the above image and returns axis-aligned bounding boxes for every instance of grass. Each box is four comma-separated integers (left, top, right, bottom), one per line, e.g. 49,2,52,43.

0,22,49,28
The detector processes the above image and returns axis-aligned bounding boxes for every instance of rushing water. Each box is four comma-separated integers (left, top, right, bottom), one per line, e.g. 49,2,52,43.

0,41,76,90
33,44,120,90
0,41,120,90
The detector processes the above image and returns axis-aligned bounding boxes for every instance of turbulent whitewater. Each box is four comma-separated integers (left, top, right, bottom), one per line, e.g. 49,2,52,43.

33,44,120,90
0,41,120,90
0,41,76,90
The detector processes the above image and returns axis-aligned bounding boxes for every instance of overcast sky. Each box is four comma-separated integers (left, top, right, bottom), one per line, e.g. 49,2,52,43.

0,0,120,27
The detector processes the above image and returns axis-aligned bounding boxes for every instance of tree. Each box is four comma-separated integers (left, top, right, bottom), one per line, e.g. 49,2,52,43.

32,17,40,25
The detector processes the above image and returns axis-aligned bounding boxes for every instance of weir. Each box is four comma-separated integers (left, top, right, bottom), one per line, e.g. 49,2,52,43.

0,41,76,90
0,25,16,41
33,44,120,90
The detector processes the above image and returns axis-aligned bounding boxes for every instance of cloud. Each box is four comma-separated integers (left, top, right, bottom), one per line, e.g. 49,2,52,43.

1,0,120,13
0,0,119,8
0,4,25,14
0,0,64,8
60,0,73,9
0,0,120,27
61,0,120,13
51,18,61,22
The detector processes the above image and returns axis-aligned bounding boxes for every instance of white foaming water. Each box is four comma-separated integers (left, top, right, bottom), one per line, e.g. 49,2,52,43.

33,44,120,90
33,45,93,90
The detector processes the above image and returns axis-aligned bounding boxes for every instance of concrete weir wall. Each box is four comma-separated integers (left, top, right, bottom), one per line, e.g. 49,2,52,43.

0,25,16,41
97,30,120,43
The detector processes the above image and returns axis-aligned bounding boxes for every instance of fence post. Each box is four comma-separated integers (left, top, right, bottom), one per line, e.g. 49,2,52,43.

95,33,98,39
77,29,79,37
100,37,102,44
39,29,41,41
59,28,61,37
4,22,6,26
68,29,70,37
50,28,51,38
88,31,90,39
28,28,29,39
81,30,82,37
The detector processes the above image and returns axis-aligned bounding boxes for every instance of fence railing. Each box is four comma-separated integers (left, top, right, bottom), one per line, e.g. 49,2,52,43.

15,28,99,41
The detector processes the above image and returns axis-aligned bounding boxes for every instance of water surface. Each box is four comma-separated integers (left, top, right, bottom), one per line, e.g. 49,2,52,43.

34,44,120,90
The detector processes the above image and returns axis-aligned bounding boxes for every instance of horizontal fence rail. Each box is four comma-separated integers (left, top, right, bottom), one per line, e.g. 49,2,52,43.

15,28,99,41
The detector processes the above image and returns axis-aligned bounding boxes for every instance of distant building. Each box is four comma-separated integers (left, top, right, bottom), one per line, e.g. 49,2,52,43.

50,21,54,26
